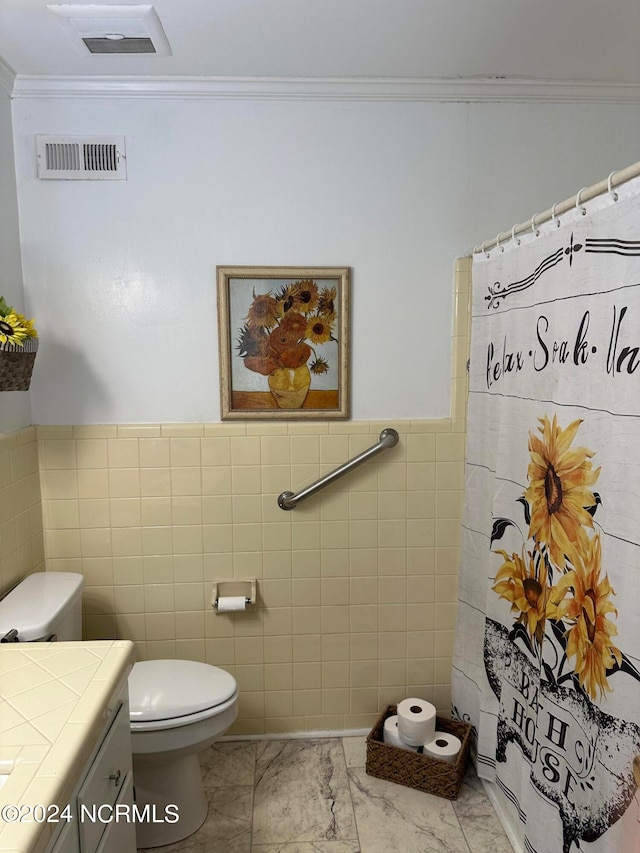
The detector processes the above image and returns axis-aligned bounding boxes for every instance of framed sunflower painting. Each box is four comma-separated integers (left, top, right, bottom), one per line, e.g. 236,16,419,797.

216,266,350,420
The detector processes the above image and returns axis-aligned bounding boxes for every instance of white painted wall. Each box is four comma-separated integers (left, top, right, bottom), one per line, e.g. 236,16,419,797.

11,94,640,424
0,89,30,432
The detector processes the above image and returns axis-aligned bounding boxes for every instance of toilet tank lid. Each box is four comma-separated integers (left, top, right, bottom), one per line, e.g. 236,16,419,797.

0,572,84,641
128,660,237,722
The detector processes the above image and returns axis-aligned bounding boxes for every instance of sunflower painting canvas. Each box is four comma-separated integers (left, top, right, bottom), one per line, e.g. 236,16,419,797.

216,266,349,419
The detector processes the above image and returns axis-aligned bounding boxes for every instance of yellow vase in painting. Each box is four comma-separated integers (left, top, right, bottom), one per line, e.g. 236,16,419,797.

268,364,311,409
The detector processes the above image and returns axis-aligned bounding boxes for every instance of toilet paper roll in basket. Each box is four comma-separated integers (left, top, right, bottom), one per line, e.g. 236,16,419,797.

423,731,462,764
396,697,437,747
383,715,420,751
216,595,247,612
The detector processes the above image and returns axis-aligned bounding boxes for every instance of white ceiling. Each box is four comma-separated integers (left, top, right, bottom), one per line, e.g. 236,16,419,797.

1,0,640,84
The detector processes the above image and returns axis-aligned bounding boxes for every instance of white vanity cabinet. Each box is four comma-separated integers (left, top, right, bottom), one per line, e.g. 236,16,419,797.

47,685,136,853
47,818,78,853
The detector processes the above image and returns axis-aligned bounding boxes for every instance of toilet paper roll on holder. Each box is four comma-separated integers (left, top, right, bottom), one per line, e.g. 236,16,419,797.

212,579,257,612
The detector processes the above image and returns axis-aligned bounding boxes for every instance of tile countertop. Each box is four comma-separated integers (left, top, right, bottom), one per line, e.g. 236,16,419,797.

0,640,135,853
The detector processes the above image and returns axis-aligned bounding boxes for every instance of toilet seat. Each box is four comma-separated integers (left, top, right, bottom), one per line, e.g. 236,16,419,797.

128,659,238,731
130,691,239,732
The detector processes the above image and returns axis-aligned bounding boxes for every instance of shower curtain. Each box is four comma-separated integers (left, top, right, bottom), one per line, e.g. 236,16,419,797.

452,175,640,853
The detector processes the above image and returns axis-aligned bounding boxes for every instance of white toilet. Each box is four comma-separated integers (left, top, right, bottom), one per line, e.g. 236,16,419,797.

0,572,239,848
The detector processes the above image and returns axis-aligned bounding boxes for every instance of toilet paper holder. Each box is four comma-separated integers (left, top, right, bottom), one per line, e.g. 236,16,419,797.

212,579,257,612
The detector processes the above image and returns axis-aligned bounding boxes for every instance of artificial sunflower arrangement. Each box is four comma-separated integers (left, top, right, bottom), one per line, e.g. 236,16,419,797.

236,279,337,378
0,296,38,347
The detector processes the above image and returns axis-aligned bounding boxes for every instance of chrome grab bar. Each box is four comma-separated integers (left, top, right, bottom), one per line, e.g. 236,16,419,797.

278,428,400,511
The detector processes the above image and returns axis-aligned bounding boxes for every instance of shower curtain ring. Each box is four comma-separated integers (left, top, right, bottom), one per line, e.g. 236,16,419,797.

530,213,540,236
607,171,619,202
511,224,521,246
496,233,504,253
576,187,588,216
481,240,490,258
551,203,561,228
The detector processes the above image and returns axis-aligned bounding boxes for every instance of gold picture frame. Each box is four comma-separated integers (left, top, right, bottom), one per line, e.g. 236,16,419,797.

217,266,350,420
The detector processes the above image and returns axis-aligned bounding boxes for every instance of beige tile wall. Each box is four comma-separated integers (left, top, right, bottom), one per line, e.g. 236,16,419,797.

0,427,45,596
1,259,471,734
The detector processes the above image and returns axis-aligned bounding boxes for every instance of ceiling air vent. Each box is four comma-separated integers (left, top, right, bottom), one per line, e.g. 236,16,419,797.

82,36,155,54
46,5,171,56
36,136,127,180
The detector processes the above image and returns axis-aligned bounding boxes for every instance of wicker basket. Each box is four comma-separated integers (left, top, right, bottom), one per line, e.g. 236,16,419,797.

366,705,472,799
0,339,38,392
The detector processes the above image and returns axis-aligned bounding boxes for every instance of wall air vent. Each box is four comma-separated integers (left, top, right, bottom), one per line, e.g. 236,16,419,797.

36,135,127,180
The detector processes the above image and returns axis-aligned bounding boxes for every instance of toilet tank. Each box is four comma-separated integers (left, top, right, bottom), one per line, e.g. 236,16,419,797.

0,572,84,642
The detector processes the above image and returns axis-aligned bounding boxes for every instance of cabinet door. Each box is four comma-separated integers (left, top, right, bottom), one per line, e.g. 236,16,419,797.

77,703,133,853
49,817,80,853
94,773,136,853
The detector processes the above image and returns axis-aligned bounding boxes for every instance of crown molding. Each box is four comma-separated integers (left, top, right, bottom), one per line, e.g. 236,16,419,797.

9,75,640,103
0,58,15,96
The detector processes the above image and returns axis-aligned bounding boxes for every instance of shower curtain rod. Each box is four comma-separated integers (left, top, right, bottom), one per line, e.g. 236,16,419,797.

472,159,640,256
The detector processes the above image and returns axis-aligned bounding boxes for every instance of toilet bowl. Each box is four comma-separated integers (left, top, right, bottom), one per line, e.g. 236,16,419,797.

0,572,239,849
128,659,239,847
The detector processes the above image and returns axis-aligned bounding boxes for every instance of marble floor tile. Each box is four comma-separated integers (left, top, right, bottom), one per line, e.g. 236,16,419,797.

140,785,253,853
139,739,512,853
452,770,515,853
200,740,257,788
252,843,360,852
348,767,471,853
341,736,366,769
253,739,358,846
